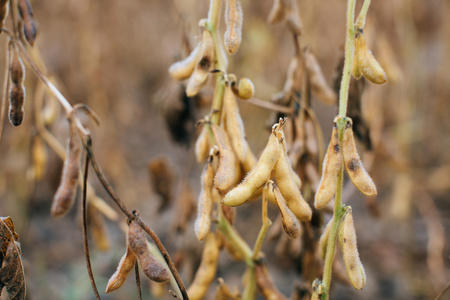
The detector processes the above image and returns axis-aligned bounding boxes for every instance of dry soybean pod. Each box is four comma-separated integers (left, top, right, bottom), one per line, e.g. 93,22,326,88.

314,121,342,209
18,0,37,46
186,25,215,97
342,118,377,196
241,146,257,174
195,124,211,163
255,263,288,300
0,0,8,30
279,127,302,188
187,233,220,300
223,82,248,162
267,0,285,25
303,47,337,106
273,128,312,222
105,245,137,293
269,181,301,238
51,119,81,217
338,207,366,290
224,0,243,55
169,43,202,80
194,153,216,241
353,29,387,84
211,123,241,193
223,124,281,207
128,219,170,282
8,45,26,126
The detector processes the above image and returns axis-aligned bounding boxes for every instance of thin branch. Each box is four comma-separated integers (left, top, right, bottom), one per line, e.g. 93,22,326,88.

252,186,272,261
85,141,189,300
86,143,134,220
435,280,450,300
0,40,11,144
136,218,190,300
355,0,371,29
82,154,102,299
246,97,294,114
16,41,73,113
135,263,142,300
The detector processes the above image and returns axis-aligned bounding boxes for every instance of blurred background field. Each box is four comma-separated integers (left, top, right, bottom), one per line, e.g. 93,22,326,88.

0,0,449,299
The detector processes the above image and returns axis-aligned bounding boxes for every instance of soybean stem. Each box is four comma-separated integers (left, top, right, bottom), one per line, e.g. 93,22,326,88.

355,0,371,29
86,143,189,300
210,79,225,125
338,0,356,118
252,191,272,261
242,266,257,300
321,0,357,298
81,155,102,300
321,166,345,300
135,263,143,300
217,213,254,265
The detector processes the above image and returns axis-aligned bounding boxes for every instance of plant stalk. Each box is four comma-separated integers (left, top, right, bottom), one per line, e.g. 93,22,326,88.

355,0,371,29
321,0,357,298
338,0,357,119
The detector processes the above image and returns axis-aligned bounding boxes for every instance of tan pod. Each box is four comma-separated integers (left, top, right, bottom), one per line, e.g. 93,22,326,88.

270,181,301,238
187,233,220,300
255,263,288,300
105,246,137,293
195,125,211,163
18,0,37,46
211,123,241,193
186,28,215,97
223,125,281,206
267,0,285,25
304,48,337,106
224,0,243,55
128,220,170,282
338,208,366,290
342,119,377,196
273,130,311,221
315,123,342,209
223,84,248,162
9,47,26,126
0,0,8,30
169,43,202,80
195,154,216,241
51,120,81,217
353,30,387,84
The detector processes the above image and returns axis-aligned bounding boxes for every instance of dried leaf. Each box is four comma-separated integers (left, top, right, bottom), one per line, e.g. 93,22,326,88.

0,218,26,300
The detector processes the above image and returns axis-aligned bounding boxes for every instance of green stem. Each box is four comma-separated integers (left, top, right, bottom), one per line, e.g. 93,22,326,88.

321,0,357,298
206,0,227,126
338,0,357,118
217,213,254,265
252,193,272,261
355,0,371,29
207,0,222,30
242,266,257,300
210,79,225,125
321,165,345,300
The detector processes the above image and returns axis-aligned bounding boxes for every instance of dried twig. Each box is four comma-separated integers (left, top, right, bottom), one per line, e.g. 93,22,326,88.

135,263,143,300
85,142,189,300
82,154,101,299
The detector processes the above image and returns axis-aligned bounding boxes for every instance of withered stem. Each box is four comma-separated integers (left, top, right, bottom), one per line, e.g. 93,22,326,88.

81,155,102,300
135,263,143,300
86,143,189,300
0,41,11,144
